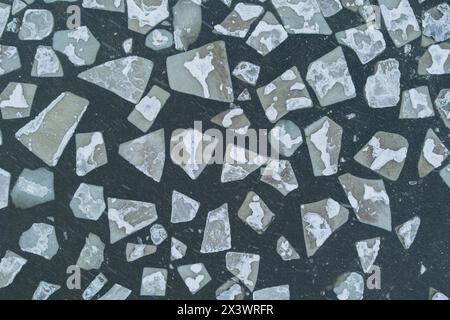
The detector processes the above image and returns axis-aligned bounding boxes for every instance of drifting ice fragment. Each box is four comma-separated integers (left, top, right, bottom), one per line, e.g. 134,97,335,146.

82,273,108,300
261,159,298,196
76,233,105,270
237,89,251,101
18,9,53,40
246,12,288,56
216,278,245,300
253,285,290,300
213,3,264,38
418,129,449,178
226,252,260,291
364,58,400,109
98,284,131,300
211,106,250,135
127,0,169,35
171,190,200,223
333,272,364,300
418,42,450,75
0,251,27,289
140,268,167,296
201,203,231,253
238,192,275,234
429,288,448,300
122,38,133,54
76,132,108,176
126,243,157,262
395,216,420,250
0,82,36,119
178,263,211,294
435,89,450,130
70,183,105,221
0,45,21,76
356,237,380,273
145,29,173,50
82,0,126,12
0,168,10,210
221,144,267,183
421,4,450,46
31,46,63,78
173,0,201,51
19,223,59,260
150,223,168,245
170,237,187,261
11,168,54,209
269,120,303,157
317,0,342,17
399,86,434,119
232,61,260,86
32,281,60,300
276,236,300,261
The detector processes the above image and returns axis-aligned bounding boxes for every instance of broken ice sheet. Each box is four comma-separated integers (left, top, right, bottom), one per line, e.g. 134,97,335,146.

19,223,59,260
276,236,300,261
76,132,108,176
15,92,89,167
18,9,53,40
0,45,21,76
261,159,298,196
399,86,434,119
126,243,157,262
11,168,54,209
173,0,202,51
127,0,169,34
213,2,264,38
238,191,275,234
0,168,10,210
226,252,260,292
171,237,187,261
167,41,234,102
0,82,36,120
141,268,167,296
145,29,173,50
70,183,105,221
171,190,200,223
108,197,158,244
354,131,408,181
221,144,267,183
364,58,400,109
0,3,10,38
211,106,250,135
0,251,27,289
78,56,153,104
421,4,450,46
418,42,450,75
395,216,420,250
76,233,105,270
232,61,260,86
301,198,349,257
31,46,63,78
253,285,290,300
333,272,364,300
257,67,313,123
82,273,108,300
269,120,303,157
246,12,288,56
178,263,211,294
82,0,126,12
98,284,131,300
435,89,450,130
201,203,231,253
32,281,60,300
339,173,392,231
317,0,342,17
306,46,356,106
216,278,245,300
150,223,168,245
418,129,449,178
356,237,380,273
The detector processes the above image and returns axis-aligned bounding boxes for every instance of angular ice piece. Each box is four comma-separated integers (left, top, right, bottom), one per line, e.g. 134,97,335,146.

98,284,131,300
107,197,158,244
355,237,380,273
399,86,434,119
15,92,89,167
18,9,53,40
52,26,100,67
0,4,10,38
333,272,364,300
440,163,450,189
429,288,448,300
145,29,173,50
341,0,369,12
31,46,63,78
378,0,421,48
126,243,157,262
261,159,298,196
32,281,60,300
11,168,54,209
173,0,201,51
276,236,300,261
70,183,105,220
128,86,170,132
82,273,108,300
232,61,260,86
418,42,450,75
418,129,449,177
339,173,392,231
78,56,153,103
0,168,10,210
118,129,165,182
127,0,168,34
171,190,200,223
435,89,450,130
0,82,36,119
306,47,356,106
226,252,260,292
178,263,211,294
77,233,105,270
12,0,27,16
122,38,133,54
0,251,26,289
211,106,250,135
359,4,382,29
141,268,167,296
171,237,187,261
253,285,290,300
395,216,420,250
82,0,125,12
271,0,332,35
216,278,245,300
269,120,303,157
246,12,288,56
221,144,267,183
76,132,107,176
150,223,168,245
167,41,234,102
301,198,349,257
201,203,231,253
305,116,343,176
238,192,275,234
237,89,251,101
354,131,408,181
364,58,400,108
0,45,21,76
317,0,342,17
257,66,313,122
422,4,450,46
19,223,59,260
213,3,264,38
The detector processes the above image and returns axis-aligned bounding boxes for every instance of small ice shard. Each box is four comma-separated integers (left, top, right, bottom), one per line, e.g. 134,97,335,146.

435,89,450,129
171,190,200,223
118,129,165,182
150,223,168,245
341,0,369,12
141,268,167,296
306,46,356,106
421,4,450,46
18,9,53,40
395,216,420,250
420,263,427,275
220,0,232,7
122,38,133,54
98,284,131,300
356,237,380,273
76,132,108,176
378,0,421,48
226,252,260,292
418,42,450,75
276,236,300,261
364,58,401,108
261,159,298,196
173,0,201,51
246,12,288,56
32,281,60,300
221,144,267,183
13,0,27,16
77,233,105,270
82,273,108,300
0,251,26,289
200,203,231,253
216,278,245,300
238,192,275,234
339,173,392,231
178,263,211,294
232,61,260,86
145,29,173,50
271,0,332,35
171,237,187,261
305,116,343,177
0,4,11,38
301,198,349,257
336,24,386,64
354,131,408,181
53,26,100,67
211,106,250,135
269,120,303,157
333,272,364,300
128,86,170,132
418,129,449,177
429,288,448,300
237,89,251,101
19,223,59,260
213,3,264,38
399,86,434,119
440,163,450,189
78,56,153,103
127,0,169,34
253,285,290,300
6,18,19,34
31,46,63,78
0,82,36,119
0,45,21,76
11,168,54,209
107,197,158,244
126,243,157,262
70,183,105,221
167,41,234,102
82,0,126,12
0,168,10,210
317,0,342,17
257,66,313,123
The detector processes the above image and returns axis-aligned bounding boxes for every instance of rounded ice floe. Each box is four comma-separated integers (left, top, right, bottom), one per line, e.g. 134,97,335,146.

145,29,173,50
364,58,400,109
19,9,54,40
150,223,168,245
269,120,303,157
418,42,450,75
